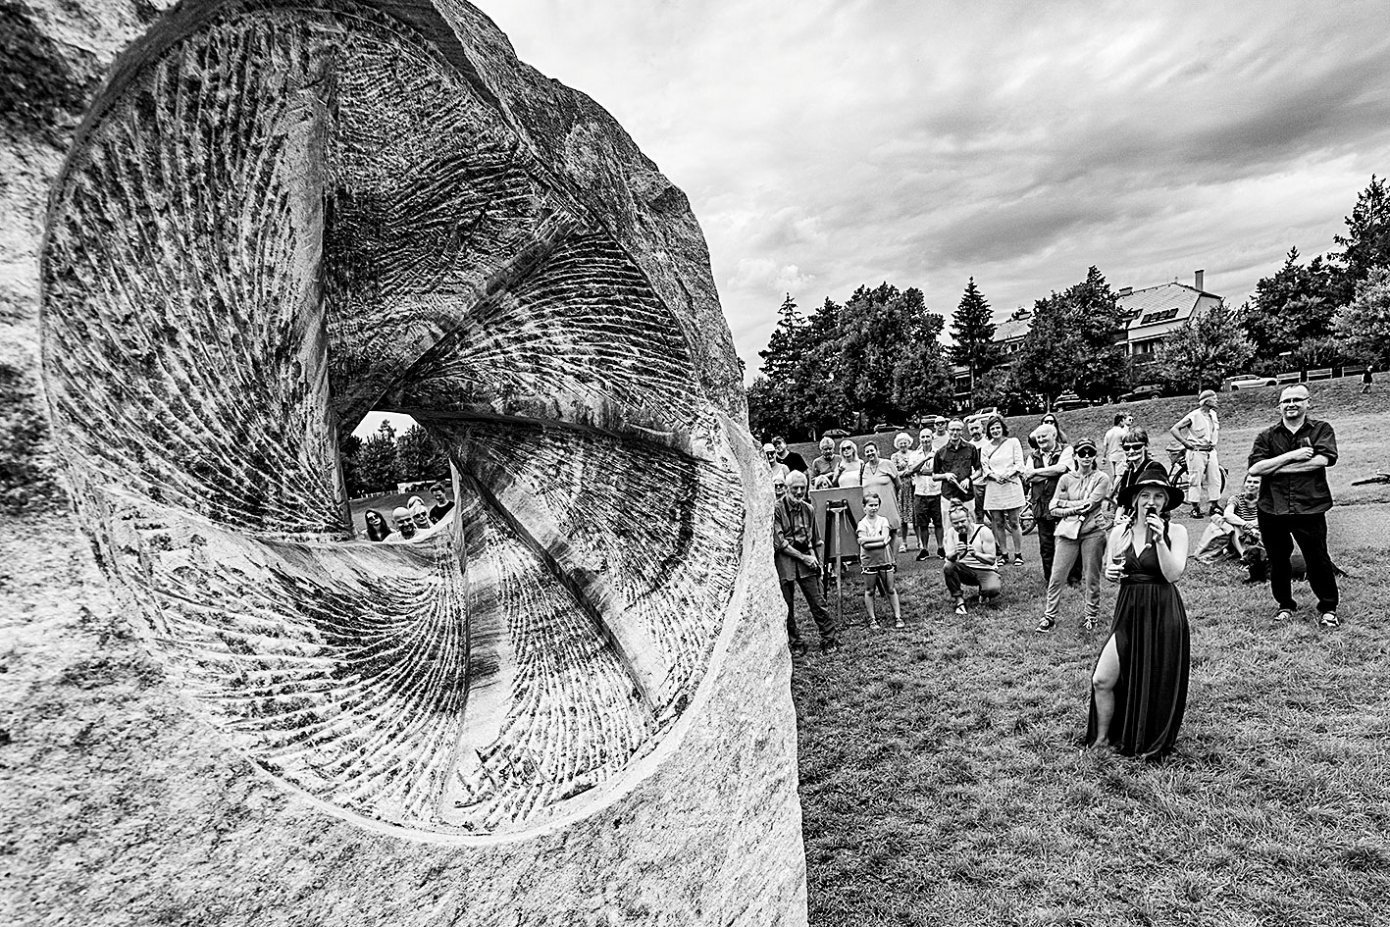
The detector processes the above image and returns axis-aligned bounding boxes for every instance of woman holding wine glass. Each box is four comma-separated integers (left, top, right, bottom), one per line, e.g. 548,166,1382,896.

1087,472,1191,760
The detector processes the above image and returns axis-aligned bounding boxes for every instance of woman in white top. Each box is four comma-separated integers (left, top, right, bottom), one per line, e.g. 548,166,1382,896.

980,415,1026,565
833,440,862,487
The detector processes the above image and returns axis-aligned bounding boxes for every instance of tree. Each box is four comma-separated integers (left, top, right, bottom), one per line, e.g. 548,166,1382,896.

355,421,400,494
837,283,948,423
948,278,1002,406
1152,300,1255,391
750,295,850,439
1241,247,1349,367
1012,266,1128,405
396,423,450,483
338,431,364,498
1334,265,1390,369
1333,174,1390,289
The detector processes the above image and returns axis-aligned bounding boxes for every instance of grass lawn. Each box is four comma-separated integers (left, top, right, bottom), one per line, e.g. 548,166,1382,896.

793,532,1390,926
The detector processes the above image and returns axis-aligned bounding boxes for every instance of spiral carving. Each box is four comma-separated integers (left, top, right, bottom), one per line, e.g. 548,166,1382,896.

40,0,750,839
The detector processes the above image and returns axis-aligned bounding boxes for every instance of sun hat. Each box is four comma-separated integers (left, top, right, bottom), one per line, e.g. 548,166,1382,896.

1115,472,1185,513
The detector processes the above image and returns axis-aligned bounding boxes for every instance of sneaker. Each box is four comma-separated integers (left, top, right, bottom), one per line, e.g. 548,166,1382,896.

789,640,808,658
898,542,908,553
996,556,1008,568
1082,616,1095,631
894,618,905,629
953,600,967,617
1034,616,1055,633
1274,608,1293,622
868,620,881,630
1320,612,1340,628
1190,506,1205,519
915,550,930,561
937,547,947,559
1014,554,1025,566
821,639,842,654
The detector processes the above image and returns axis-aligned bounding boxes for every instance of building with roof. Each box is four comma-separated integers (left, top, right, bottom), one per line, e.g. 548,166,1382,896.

950,270,1221,403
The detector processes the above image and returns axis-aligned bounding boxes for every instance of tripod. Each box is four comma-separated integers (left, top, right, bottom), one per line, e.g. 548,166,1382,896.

822,498,853,629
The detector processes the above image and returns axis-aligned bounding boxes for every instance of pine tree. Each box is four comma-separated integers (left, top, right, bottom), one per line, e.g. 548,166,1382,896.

1334,266,1390,369
948,277,1002,406
1013,267,1128,405
1334,174,1390,288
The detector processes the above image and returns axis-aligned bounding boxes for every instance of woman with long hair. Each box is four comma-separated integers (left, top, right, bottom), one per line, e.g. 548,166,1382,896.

1087,473,1191,759
832,440,862,487
363,508,392,542
980,414,1026,566
1036,438,1113,632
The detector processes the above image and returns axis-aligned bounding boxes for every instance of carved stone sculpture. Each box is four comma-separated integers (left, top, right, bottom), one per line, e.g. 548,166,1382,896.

30,0,805,921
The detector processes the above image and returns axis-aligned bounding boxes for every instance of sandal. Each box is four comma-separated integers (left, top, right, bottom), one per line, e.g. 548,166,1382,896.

894,618,905,629
1013,554,1025,566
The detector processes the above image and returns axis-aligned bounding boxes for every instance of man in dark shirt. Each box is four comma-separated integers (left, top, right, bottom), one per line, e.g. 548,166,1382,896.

932,419,982,516
428,482,454,523
1247,385,1340,627
774,471,838,655
772,435,807,474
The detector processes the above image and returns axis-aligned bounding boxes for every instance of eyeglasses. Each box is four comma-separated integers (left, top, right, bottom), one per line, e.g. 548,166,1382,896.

1121,442,1146,450
1280,398,1308,405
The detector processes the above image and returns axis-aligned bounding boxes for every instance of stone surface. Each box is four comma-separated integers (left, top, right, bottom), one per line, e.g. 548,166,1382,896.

1,0,807,923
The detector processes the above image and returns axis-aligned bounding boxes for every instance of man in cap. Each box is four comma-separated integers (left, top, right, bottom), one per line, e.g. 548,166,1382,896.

1247,385,1340,628
773,470,839,655
1170,390,1222,518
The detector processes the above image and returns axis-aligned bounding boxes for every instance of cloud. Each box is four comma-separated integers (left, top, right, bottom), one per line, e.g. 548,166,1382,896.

493,1,1390,376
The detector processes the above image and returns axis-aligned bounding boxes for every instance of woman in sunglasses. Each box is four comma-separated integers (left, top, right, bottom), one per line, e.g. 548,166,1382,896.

1036,438,1113,632
1112,426,1169,523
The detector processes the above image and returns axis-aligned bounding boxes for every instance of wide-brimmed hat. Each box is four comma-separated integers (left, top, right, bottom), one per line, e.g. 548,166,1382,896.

1116,473,1185,512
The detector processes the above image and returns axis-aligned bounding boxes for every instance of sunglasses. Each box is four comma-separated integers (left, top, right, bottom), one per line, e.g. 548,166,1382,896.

1121,442,1146,450
1075,449,1097,457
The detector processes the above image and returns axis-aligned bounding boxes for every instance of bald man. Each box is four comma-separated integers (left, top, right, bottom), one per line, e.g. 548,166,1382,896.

1247,385,1339,628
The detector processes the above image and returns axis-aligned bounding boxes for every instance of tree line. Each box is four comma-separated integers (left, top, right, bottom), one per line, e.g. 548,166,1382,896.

339,421,451,498
749,175,1390,440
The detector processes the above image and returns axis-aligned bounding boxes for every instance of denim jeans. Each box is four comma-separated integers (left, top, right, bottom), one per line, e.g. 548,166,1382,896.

1043,530,1106,621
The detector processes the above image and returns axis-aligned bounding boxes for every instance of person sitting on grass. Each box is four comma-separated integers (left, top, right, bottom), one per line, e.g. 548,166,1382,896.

856,490,902,629
942,504,1000,618
1222,473,1267,583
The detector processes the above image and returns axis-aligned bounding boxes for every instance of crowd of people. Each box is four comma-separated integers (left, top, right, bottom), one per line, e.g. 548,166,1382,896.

362,482,455,542
769,384,1344,760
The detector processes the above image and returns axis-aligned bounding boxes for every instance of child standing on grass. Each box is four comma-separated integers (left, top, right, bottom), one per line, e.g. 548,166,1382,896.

857,491,902,629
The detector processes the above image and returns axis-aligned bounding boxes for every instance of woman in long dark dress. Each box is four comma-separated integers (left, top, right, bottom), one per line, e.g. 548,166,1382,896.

1087,474,1191,760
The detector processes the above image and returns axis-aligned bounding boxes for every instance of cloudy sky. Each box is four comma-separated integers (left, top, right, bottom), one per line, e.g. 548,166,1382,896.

357,0,1390,436
489,0,1390,372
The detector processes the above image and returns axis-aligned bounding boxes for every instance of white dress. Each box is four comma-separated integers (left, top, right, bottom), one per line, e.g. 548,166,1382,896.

983,437,1026,510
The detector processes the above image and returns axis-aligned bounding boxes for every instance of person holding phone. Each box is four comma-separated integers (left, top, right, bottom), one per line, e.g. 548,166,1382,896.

1087,473,1191,760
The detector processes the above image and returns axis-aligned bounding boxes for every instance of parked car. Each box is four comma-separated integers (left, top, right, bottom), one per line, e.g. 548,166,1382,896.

871,422,903,434
1052,392,1090,412
971,406,1001,419
1120,383,1165,402
1227,374,1277,391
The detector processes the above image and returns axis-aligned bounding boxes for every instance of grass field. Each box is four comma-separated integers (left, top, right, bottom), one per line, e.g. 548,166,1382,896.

792,496,1390,926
